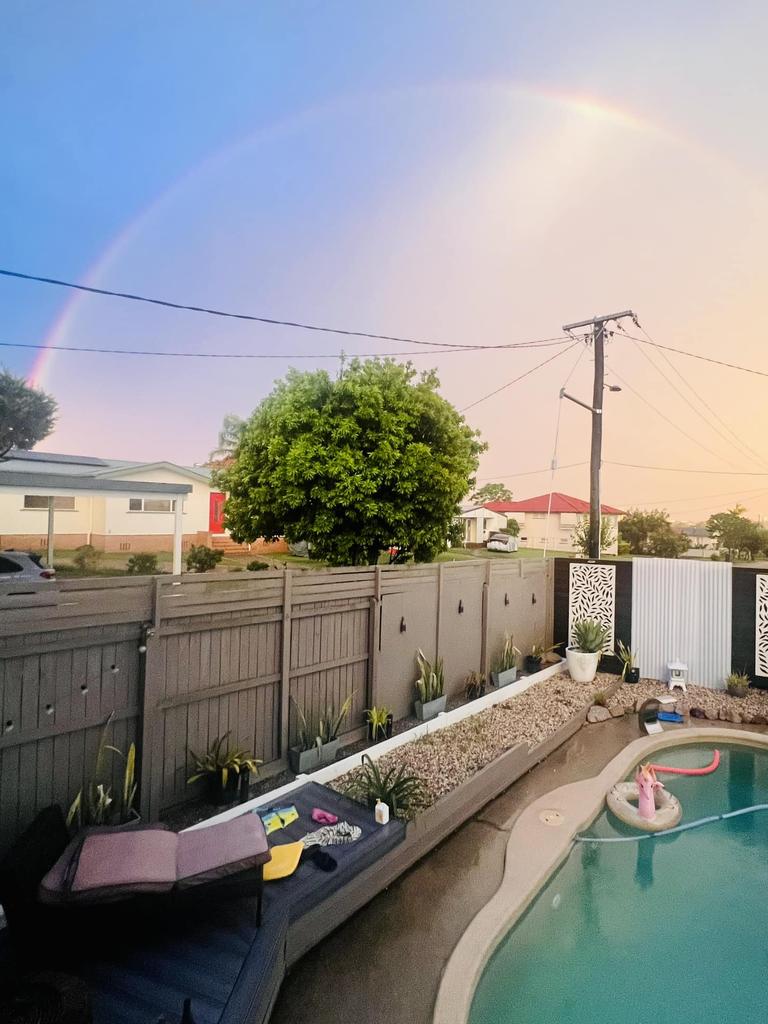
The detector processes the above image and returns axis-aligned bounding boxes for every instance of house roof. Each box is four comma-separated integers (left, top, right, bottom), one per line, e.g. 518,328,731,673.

483,492,624,515
0,470,191,497
0,449,211,483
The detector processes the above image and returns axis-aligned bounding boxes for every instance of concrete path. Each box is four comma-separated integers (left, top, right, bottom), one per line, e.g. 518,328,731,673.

270,716,639,1024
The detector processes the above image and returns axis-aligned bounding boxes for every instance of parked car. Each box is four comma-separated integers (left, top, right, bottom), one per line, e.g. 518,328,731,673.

486,533,518,553
0,550,56,582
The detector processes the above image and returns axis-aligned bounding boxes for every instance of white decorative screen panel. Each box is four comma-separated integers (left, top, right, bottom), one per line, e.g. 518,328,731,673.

568,563,616,652
756,574,768,677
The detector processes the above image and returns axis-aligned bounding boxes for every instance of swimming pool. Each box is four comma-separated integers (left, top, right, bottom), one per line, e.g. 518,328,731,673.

468,742,768,1024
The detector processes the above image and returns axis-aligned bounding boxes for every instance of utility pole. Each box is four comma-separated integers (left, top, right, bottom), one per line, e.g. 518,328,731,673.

561,311,634,559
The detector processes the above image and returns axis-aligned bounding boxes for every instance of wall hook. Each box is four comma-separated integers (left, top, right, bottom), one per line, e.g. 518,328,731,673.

400,616,407,633
504,593,510,606
531,594,537,605
458,599,464,614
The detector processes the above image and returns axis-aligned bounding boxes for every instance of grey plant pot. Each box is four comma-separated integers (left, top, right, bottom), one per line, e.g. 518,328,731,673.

491,666,518,688
289,746,321,774
727,685,748,699
317,738,341,766
414,694,447,721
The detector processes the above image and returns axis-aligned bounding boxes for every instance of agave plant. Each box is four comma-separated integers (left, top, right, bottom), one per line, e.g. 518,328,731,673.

571,618,609,654
415,649,445,704
187,732,262,789
358,754,424,818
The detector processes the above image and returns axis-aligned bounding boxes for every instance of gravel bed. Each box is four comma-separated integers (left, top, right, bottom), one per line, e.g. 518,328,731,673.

330,672,612,816
607,678,768,724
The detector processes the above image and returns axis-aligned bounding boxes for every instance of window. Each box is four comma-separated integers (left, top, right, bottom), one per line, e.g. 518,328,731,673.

530,512,546,520
128,497,177,512
0,556,22,574
23,495,76,511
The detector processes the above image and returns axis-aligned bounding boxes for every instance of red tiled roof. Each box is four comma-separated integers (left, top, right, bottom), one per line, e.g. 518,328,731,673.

483,492,624,515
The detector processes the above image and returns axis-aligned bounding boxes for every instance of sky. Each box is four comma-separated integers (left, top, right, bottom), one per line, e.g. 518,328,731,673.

2,2,768,523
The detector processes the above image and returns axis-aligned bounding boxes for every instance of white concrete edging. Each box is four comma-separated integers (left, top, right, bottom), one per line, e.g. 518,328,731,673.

185,660,565,831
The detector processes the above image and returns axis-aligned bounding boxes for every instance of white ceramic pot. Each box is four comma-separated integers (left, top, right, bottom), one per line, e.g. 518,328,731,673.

566,646,600,684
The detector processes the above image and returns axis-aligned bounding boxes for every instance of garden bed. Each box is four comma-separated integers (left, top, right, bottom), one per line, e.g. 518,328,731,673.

330,671,617,815
606,678,768,724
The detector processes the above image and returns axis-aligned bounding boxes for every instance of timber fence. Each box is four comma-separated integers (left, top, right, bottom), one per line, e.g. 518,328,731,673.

0,558,553,852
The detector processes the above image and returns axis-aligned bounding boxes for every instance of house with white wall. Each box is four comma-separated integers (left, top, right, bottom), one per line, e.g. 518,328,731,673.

461,491,624,555
0,450,216,555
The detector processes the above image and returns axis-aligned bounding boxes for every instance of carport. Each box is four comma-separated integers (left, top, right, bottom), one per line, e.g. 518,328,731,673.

0,469,192,574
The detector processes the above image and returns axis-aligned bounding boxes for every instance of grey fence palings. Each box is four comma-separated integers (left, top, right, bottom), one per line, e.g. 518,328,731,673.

0,559,552,850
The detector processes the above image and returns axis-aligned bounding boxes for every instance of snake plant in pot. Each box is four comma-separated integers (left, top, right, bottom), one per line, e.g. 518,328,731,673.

617,640,640,683
289,694,354,772
491,632,520,687
414,649,446,721
566,618,608,683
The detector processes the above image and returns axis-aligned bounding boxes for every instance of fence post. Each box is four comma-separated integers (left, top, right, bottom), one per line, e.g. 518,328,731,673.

279,569,293,760
480,559,492,677
140,576,165,821
368,565,382,708
435,562,445,658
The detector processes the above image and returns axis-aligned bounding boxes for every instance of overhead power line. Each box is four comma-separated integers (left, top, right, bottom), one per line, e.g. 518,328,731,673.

621,329,768,380
605,460,768,476
0,337,570,361
461,341,582,412
475,461,588,482
0,267,572,352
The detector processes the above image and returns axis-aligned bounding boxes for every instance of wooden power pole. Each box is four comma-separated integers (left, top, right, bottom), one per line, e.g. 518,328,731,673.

561,311,635,559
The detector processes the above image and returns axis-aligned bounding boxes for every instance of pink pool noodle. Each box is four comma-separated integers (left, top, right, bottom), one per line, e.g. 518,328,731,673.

649,749,720,776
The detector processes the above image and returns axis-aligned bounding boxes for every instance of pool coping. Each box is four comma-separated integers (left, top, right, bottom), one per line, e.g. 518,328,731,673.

432,726,768,1024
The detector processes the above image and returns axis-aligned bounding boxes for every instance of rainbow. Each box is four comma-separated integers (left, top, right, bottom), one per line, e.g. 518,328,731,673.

29,80,758,389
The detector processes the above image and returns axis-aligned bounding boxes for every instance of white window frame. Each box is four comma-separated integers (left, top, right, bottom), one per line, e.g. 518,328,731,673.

128,497,178,513
23,495,76,511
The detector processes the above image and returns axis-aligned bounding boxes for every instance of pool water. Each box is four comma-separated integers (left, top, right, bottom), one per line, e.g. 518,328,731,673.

469,744,768,1024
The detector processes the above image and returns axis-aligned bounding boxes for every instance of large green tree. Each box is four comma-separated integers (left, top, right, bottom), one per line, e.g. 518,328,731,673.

619,508,689,557
706,505,768,560
0,369,57,457
572,515,617,557
221,360,485,565
471,482,513,504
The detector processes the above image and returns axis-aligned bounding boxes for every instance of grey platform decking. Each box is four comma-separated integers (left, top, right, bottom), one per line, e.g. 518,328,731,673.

0,783,405,1024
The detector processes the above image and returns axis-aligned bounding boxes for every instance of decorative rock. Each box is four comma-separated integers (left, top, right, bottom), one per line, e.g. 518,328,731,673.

587,705,612,723
726,709,742,724
718,709,729,721
752,714,768,726
690,707,706,719
635,698,647,713
610,705,625,718
705,708,719,721
741,713,754,725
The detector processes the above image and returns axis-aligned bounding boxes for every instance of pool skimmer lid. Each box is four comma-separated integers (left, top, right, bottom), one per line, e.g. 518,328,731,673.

539,809,565,827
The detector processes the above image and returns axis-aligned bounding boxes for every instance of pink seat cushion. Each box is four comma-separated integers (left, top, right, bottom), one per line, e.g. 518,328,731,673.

176,813,270,889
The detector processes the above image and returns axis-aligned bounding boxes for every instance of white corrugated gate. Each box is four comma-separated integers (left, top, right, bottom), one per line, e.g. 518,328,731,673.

631,558,732,688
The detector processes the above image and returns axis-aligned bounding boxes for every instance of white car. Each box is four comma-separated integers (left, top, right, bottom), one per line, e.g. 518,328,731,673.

0,550,56,582
486,533,518,553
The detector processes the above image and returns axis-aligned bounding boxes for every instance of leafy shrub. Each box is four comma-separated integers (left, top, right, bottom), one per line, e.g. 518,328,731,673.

246,559,269,571
126,552,159,575
726,672,750,695
571,618,608,653
357,754,424,818
187,731,261,788
73,544,102,574
592,691,608,707
464,671,486,700
618,540,631,556
185,545,223,573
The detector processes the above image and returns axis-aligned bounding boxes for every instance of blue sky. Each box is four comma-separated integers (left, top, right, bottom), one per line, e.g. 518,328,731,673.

2,3,768,518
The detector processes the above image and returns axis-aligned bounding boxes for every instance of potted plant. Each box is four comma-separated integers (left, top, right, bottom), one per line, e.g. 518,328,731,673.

464,671,486,700
726,671,751,698
187,732,262,805
414,649,447,721
365,705,394,742
617,640,640,683
524,642,561,674
491,633,520,687
289,695,353,772
566,618,608,684
66,712,139,832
